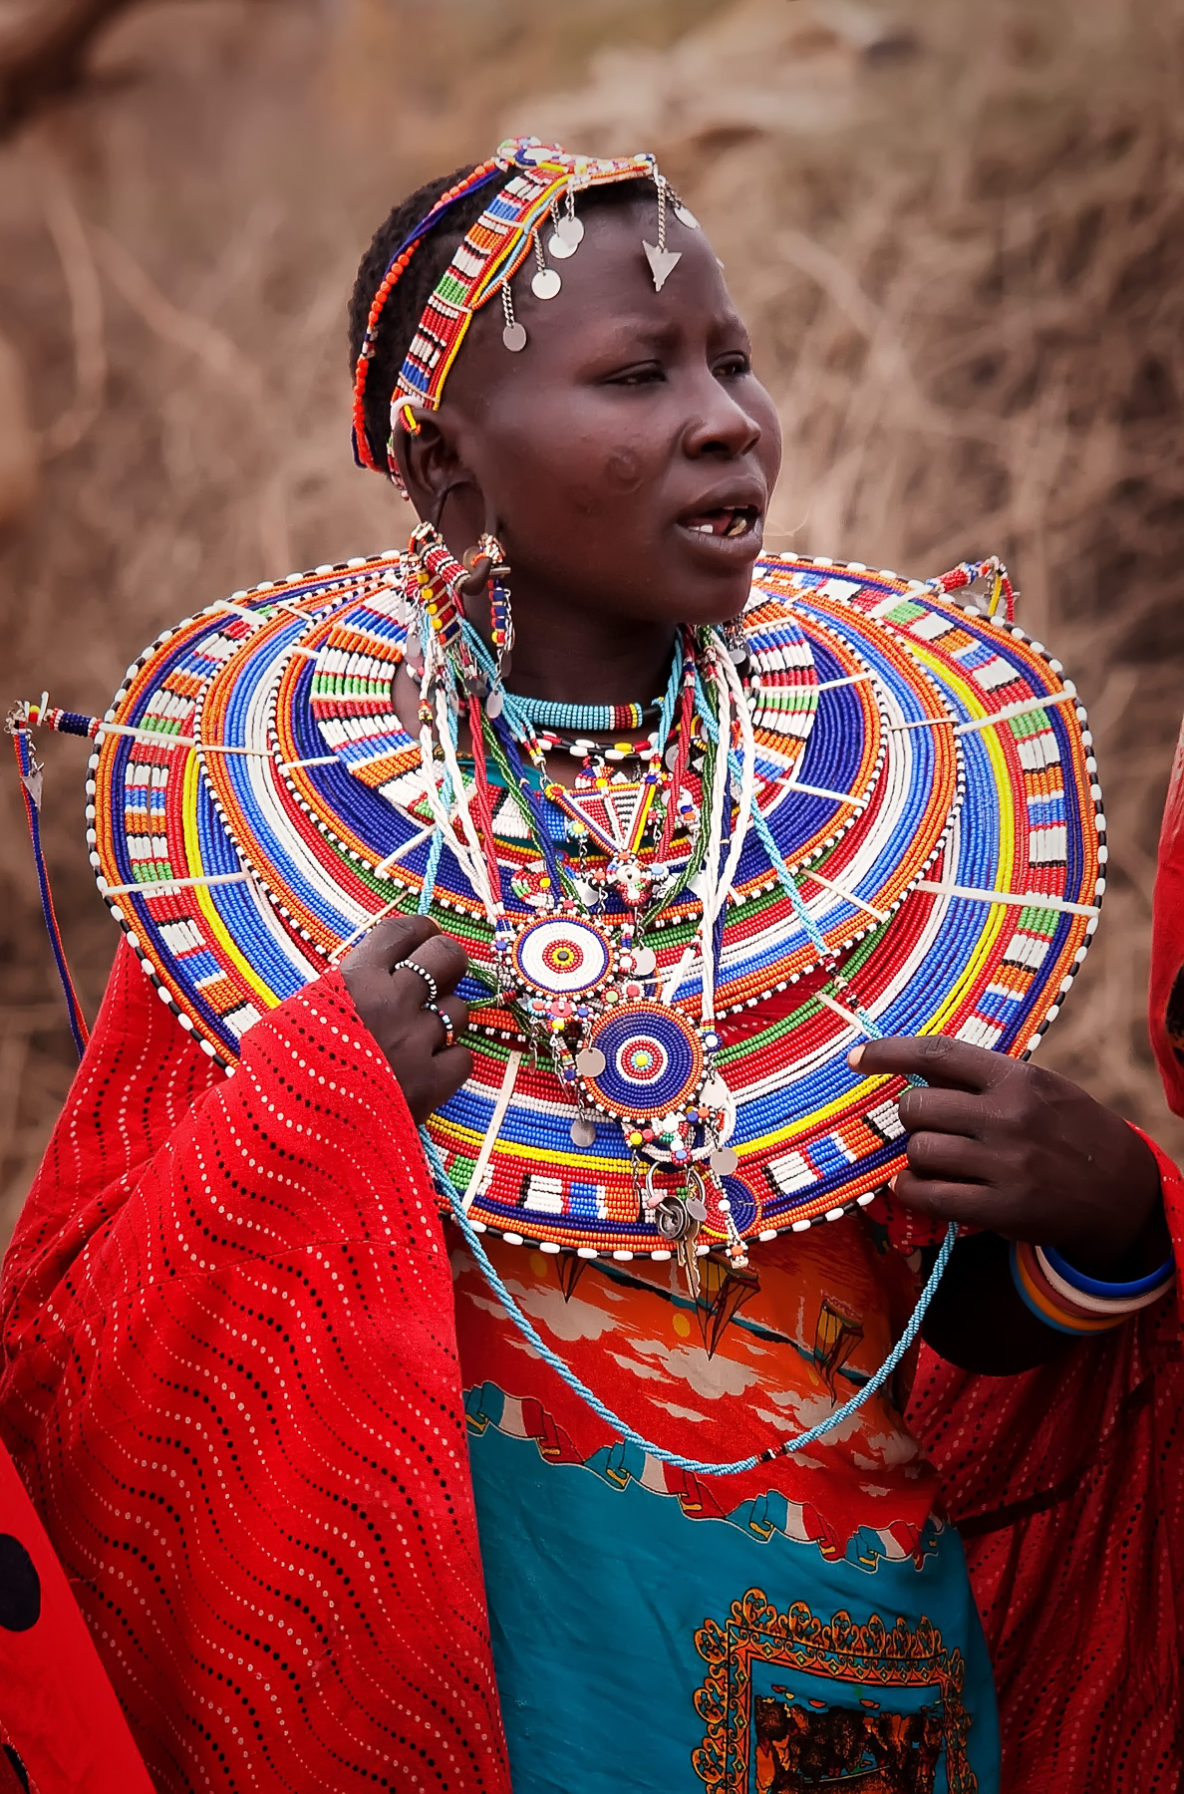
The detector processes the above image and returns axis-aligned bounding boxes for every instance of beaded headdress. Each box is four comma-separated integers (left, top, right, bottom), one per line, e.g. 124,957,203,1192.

351,136,688,476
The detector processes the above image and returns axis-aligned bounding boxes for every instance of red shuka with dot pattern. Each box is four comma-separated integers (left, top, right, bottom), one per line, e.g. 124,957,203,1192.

0,947,510,1794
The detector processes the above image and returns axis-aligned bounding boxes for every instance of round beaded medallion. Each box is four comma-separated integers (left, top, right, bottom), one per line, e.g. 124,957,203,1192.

582,1000,706,1119
82,551,1105,1260
511,917,613,998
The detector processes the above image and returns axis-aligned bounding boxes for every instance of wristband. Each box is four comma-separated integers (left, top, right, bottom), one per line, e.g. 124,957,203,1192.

1011,1237,1175,1336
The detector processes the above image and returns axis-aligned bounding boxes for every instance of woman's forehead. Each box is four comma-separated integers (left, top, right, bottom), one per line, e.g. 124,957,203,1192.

450,210,742,394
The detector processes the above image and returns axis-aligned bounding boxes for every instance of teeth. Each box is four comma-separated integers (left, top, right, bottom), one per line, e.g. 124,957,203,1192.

685,509,757,538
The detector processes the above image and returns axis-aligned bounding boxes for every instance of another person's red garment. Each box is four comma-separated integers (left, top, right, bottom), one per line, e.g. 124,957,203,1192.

0,1436,153,1792
912,711,1184,1790
1,937,1182,1791
1151,717,1184,1118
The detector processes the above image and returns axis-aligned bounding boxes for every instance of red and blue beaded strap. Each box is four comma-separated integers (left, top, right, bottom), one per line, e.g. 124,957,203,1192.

351,159,505,472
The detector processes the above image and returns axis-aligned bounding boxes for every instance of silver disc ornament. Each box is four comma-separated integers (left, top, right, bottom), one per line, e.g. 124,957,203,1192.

548,215,584,259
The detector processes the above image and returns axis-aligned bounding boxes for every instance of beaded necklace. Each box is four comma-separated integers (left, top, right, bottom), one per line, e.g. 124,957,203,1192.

26,550,1101,1466
409,609,752,1285
510,694,660,734
62,552,1102,1280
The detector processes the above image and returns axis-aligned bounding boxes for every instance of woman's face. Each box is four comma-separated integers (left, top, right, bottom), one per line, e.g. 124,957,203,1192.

404,192,782,630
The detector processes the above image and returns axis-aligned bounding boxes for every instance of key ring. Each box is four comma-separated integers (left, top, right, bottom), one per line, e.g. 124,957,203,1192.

423,1001,456,1050
394,955,439,1006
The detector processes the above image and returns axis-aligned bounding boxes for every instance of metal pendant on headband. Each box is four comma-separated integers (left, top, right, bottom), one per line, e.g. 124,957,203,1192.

548,190,585,260
501,278,527,352
643,173,681,293
531,231,562,300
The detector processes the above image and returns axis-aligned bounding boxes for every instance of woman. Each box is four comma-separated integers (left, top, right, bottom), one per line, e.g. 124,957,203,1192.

2,138,1181,1794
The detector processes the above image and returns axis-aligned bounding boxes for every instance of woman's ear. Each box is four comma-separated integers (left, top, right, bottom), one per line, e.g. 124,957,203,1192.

394,407,478,529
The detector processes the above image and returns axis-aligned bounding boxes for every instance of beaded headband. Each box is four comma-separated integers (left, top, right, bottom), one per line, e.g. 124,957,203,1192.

351,136,689,477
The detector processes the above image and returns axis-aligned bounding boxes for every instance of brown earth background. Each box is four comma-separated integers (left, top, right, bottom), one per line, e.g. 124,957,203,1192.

1,0,1182,1251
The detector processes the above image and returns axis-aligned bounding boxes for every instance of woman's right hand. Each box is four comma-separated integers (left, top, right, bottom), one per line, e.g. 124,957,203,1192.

341,916,472,1123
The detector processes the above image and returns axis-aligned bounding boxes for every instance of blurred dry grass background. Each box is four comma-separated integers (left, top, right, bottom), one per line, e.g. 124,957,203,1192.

1,0,1182,1250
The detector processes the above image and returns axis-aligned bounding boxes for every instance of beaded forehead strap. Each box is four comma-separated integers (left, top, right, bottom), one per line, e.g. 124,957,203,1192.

351,136,695,478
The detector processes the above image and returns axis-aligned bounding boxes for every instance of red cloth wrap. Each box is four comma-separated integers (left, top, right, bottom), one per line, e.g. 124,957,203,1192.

908,1129,1184,1790
0,946,509,1794
0,1439,153,1793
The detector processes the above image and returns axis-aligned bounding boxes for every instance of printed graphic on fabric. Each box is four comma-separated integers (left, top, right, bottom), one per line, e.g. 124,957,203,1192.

814,1297,865,1397
753,1696,943,1792
692,1590,975,1793
453,1221,942,1570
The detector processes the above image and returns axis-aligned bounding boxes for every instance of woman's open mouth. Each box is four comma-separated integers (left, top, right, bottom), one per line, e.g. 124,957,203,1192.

679,505,762,541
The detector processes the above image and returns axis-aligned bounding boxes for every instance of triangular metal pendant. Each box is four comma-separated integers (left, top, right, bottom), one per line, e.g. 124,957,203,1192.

643,240,681,292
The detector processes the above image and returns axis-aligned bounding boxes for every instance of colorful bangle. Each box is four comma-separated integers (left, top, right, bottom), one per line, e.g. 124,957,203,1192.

1041,1243,1175,1303
1011,1237,1175,1336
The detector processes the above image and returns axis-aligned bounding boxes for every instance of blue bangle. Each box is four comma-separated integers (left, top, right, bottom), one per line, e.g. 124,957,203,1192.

1042,1244,1175,1300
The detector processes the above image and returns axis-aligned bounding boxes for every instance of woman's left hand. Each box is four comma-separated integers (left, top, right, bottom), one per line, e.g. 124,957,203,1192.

849,1035,1164,1273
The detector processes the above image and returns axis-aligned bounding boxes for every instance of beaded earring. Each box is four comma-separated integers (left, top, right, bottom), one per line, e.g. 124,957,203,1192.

461,532,514,716
386,399,420,503
404,522,483,693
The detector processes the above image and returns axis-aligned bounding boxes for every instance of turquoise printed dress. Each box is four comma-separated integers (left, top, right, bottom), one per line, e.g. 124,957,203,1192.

453,1216,1000,1794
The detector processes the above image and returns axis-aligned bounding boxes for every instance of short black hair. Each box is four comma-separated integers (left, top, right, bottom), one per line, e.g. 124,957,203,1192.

348,162,490,474
348,165,656,473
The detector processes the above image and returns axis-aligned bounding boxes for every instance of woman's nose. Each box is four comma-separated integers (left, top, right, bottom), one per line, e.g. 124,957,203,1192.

680,377,762,460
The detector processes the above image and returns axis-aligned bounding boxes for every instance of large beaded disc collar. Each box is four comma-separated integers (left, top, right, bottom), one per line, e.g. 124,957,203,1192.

78,552,1103,1261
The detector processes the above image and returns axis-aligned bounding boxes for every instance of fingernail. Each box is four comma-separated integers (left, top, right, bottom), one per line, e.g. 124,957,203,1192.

887,1173,898,1193
847,1045,865,1070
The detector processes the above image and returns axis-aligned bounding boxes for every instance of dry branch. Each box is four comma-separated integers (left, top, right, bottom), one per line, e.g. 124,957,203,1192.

0,0,143,137
27,142,107,457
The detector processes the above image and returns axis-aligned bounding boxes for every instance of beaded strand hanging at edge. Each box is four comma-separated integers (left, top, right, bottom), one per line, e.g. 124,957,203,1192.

7,704,93,1059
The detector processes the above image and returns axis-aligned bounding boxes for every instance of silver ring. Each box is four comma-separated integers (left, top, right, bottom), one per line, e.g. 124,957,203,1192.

423,1001,456,1051
395,955,439,1005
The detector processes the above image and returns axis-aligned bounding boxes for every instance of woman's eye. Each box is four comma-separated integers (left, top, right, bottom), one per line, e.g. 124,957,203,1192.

608,364,665,386
717,354,752,379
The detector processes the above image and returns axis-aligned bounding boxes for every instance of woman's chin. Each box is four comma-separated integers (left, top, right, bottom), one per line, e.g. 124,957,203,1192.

668,542,762,623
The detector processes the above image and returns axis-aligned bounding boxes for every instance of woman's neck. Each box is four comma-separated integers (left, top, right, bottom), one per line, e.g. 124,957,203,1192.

468,595,678,709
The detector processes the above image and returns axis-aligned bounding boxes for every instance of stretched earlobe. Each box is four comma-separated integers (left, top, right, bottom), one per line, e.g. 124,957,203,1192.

396,408,476,528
